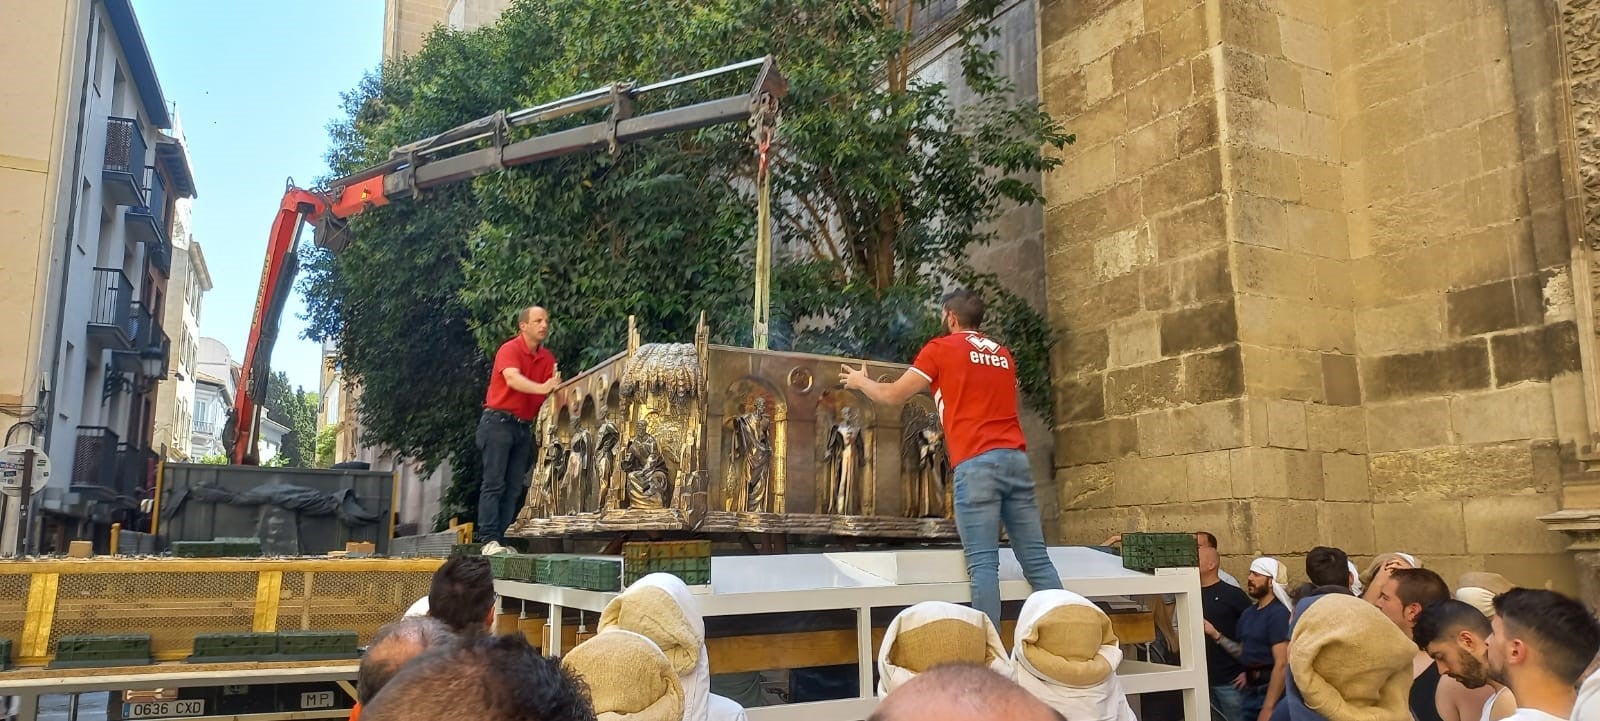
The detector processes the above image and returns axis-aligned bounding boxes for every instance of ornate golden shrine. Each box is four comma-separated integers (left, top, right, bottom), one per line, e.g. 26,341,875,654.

508,318,957,539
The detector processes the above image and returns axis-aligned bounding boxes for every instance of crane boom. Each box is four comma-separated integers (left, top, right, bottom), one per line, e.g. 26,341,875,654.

229,57,786,464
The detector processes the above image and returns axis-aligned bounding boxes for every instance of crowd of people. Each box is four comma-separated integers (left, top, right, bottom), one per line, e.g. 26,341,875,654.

1194,535,1600,721
347,536,1600,721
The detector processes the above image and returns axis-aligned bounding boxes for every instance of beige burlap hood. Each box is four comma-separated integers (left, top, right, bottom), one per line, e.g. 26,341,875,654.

1454,572,1513,618
1010,590,1135,721
598,573,746,721
1289,593,1417,721
877,601,1011,696
562,629,684,721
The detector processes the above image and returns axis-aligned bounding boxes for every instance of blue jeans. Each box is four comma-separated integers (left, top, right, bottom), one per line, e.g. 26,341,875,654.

1211,684,1244,721
953,448,1062,627
476,412,533,542
1241,684,1266,721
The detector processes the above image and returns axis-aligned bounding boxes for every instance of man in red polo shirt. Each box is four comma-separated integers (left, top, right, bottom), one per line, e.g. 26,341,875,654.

840,288,1061,626
477,306,560,543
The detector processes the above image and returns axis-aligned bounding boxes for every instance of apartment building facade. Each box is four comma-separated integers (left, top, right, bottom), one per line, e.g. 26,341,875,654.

150,124,210,462
0,0,196,551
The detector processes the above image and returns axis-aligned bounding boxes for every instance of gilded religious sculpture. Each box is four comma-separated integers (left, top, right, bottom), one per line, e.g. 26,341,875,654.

527,423,564,518
823,406,866,515
593,414,621,510
563,427,592,515
902,410,951,518
621,419,671,509
726,396,774,513
505,316,958,540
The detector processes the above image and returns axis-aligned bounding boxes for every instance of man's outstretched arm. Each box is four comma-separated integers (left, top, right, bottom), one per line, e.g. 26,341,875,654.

839,364,930,406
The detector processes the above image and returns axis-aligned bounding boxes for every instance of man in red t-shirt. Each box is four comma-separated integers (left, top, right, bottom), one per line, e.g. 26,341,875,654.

841,288,1061,626
477,306,561,543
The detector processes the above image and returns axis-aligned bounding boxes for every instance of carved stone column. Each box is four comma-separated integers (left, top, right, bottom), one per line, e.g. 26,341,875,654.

1541,509,1600,604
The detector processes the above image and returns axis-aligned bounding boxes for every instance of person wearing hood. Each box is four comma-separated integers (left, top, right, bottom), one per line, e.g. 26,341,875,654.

562,629,685,721
878,601,1011,696
598,573,747,721
1281,592,1418,721
1008,590,1135,721
1235,558,1293,721
1455,573,1514,619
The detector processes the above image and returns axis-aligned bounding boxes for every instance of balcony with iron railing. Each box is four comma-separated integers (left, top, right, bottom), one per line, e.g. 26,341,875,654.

102,117,147,208
71,426,119,493
87,267,136,348
126,167,169,272
71,428,155,498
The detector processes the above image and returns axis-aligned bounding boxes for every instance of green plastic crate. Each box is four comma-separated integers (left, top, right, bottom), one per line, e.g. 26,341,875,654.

214,537,264,557
1120,533,1199,571
488,554,510,578
577,558,621,592
171,541,227,558
503,554,539,582
451,543,484,558
0,638,10,670
277,631,359,660
188,633,278,662
535,555,577,585
51,634,152,668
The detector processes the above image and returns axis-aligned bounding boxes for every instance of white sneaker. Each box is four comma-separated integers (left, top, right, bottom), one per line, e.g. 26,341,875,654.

481,540,511,556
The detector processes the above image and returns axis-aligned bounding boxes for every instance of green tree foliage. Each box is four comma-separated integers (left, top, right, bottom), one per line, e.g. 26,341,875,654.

314,426,337,468
264,371,320,468
197,453,229,465
301,0,1068,529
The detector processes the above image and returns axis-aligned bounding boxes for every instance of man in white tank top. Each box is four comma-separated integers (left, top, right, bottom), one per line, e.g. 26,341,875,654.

1414,600,1518,721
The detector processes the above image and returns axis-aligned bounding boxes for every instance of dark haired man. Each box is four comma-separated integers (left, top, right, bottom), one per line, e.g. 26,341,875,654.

1305,546,1351,590
427,555,497,634
1414,600,1518,721
841,288,1061,627
1489,588,1600,721
478,305,561,543
362,633,596,721
1375,568,1493,721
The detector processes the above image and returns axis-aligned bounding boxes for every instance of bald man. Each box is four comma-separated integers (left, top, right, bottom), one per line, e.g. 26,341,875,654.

869,664,1064,721
352,616,457,721
477,305,561,543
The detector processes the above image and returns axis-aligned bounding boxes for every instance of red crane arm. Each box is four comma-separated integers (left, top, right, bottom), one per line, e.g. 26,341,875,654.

226,57,785,464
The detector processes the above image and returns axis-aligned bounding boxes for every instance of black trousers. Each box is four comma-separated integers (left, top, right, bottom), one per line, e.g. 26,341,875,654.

476,411,532,542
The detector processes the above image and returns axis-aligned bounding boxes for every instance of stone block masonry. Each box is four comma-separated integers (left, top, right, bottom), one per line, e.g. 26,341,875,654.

1040,0,1585,594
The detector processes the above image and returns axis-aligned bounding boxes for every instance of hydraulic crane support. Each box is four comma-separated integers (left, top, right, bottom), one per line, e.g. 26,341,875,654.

229,57,787,465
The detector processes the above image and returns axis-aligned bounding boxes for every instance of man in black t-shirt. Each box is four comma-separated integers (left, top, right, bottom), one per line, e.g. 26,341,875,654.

1196,532,1251,721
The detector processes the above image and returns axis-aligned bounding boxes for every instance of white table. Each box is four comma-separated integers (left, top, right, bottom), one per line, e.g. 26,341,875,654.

496,546,1209,721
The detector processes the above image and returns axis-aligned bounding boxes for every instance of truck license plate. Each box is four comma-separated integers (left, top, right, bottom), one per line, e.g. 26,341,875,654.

123,699,205,718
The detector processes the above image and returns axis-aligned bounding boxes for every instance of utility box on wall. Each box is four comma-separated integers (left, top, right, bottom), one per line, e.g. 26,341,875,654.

160,464,394,555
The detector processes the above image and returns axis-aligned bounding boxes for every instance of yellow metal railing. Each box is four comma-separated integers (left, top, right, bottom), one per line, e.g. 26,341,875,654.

1,558,443,667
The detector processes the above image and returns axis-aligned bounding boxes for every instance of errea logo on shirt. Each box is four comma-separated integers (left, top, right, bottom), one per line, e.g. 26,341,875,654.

965,334,1009,368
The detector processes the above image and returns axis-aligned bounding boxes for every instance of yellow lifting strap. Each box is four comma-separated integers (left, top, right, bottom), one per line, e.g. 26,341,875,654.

751,95,779,351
